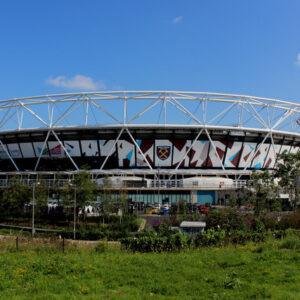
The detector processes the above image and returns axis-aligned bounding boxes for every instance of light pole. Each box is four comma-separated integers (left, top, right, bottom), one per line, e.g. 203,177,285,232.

32,181,40,237
73,185,76,240
69,182,77,240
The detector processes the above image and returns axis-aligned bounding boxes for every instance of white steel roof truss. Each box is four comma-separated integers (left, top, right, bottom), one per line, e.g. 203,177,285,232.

0,139,19,171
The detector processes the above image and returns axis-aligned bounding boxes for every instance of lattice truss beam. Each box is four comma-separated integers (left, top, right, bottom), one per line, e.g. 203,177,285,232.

0,91,299,171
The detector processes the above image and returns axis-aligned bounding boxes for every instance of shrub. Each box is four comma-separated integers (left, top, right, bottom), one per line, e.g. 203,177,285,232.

251,217,266,233
120,234,193,253
155,222,180,237
194,229,226,247
260,215,278,231
278,212,300,230
206,209,247,232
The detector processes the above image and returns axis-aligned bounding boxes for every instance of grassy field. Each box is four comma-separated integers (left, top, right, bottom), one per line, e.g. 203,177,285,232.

0,238,299,299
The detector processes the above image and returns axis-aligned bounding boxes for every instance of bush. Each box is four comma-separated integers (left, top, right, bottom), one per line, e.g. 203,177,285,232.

206,209,247,232
278,213,300,230
260,215,278,231
251,218,266,233
194,229,226,247
155,222,180,237
120,234,193,253
226,230,267,245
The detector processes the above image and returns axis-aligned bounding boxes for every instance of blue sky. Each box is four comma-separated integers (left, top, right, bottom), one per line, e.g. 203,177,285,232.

1,0,300,102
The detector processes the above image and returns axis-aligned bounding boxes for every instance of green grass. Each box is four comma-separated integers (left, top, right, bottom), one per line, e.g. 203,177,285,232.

0,239,299,299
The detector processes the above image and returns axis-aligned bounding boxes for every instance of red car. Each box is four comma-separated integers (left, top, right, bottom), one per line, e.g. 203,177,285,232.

198,205,209,214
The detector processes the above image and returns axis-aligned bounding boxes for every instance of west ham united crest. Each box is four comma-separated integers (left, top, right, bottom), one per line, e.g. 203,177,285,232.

157,146,171,160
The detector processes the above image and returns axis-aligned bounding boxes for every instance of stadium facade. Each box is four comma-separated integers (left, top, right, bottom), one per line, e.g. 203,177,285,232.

0,91,299,205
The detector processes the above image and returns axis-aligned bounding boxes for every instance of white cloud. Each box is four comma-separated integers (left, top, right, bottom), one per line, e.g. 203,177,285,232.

172,16,183,24
46,75,106,91
296,53,300,66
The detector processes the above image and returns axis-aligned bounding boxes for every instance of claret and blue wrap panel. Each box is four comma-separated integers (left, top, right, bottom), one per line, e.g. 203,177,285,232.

0,128,298,171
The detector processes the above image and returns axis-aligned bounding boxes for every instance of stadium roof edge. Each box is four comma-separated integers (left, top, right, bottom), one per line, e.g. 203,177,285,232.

1,91,300,107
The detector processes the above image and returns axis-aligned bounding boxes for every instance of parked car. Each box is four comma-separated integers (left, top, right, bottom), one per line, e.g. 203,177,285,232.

198,205,209,214
145,205,159,214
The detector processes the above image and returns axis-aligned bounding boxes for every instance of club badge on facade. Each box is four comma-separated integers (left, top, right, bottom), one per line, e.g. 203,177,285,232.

157,146,171,160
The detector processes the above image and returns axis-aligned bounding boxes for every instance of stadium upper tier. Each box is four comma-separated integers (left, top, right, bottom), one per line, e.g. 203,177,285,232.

0,91,299,173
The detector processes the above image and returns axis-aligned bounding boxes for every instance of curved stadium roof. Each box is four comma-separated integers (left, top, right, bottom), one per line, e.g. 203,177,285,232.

0,91,299,174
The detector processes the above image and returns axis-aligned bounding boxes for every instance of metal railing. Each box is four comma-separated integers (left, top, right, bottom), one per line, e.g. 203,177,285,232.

0,178,247,190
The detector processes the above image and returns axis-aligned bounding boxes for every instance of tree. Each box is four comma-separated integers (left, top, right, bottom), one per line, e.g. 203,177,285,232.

275,151,300,210
33,179,49,216
0,176,31,217
67,171,97,219
247,171,280,216
98,176,114,225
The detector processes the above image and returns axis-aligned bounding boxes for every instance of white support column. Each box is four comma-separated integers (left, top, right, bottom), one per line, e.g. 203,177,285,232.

205,128,226,171
0,139,19,171
164,96,167,125
34,130,51,171
125,128,153,170
242,132,270,171
17,108,24,130
124,96,127,125
85,98,89,126
238,102,244,127
267,105,271,128
49,103,54,127
51,130,80,171
175,128,204,170
100,128,124,170
269,132,277,168
203,98,207,124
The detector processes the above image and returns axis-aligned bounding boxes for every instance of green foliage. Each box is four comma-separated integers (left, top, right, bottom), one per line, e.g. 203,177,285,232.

226,230,267,245
276,151,300,210
121,228,275,252
121,233,193,252
278,212,300,230
34,180,49,215
72,172,97,208
279,230,300,250
247,171,280,216
0,177,31,217
95,240,108,253
155,222,179,237
169,198,187,217
206,208,300,234
206,209,248,232
194,229,226,247
0,238,300,298
62,214,139,240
